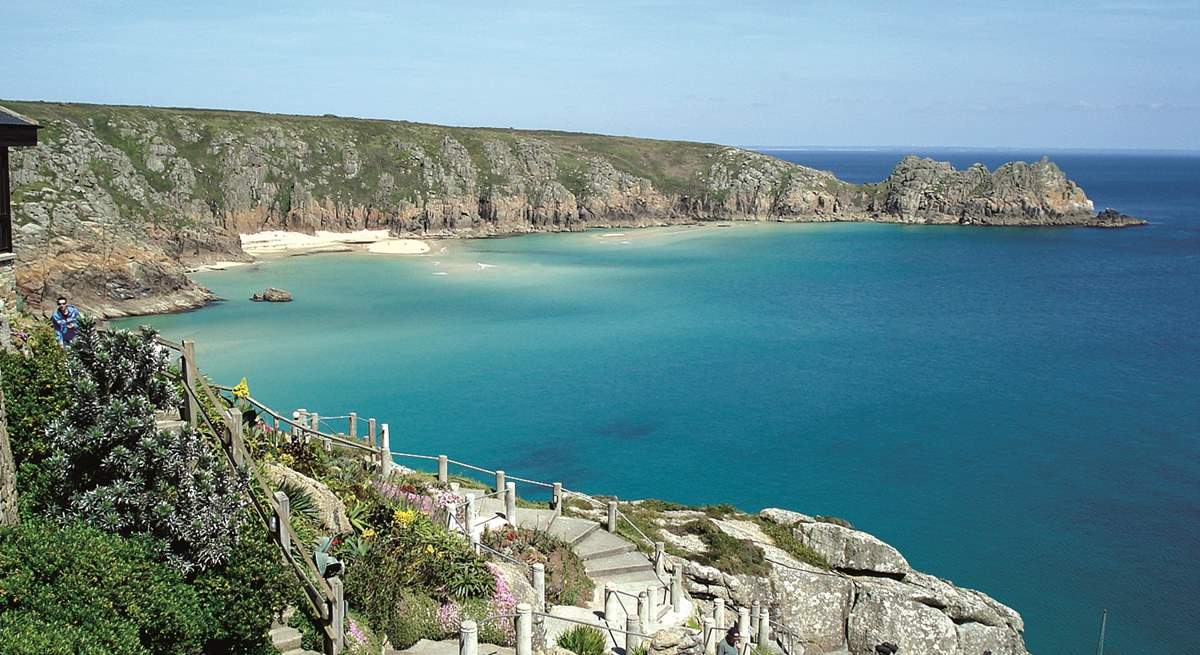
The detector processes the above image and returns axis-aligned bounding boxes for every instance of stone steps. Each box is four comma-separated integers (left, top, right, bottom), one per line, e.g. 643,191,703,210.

584,550,655,578
575,528,637,561
269,625,303,653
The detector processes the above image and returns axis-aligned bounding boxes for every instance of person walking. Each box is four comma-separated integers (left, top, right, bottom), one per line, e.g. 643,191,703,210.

717,626,742,655
51,296,82,346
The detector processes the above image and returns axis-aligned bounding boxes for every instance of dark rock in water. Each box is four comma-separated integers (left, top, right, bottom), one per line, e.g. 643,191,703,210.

251,287,292,302
1093,207,1146,227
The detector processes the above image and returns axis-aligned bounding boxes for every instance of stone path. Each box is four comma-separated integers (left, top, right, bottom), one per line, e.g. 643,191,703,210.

471,498,693,652
269,624,320,655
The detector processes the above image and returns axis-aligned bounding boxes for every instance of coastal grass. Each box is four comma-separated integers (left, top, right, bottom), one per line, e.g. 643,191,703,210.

755,518,831,570
679,519,769,577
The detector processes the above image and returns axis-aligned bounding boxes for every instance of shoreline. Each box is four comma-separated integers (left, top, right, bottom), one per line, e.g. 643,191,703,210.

239,229,433,257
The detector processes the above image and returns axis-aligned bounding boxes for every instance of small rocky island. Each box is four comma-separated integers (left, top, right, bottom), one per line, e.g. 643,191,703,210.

250,287,292,302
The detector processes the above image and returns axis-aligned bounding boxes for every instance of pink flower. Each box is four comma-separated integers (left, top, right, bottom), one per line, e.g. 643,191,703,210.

437,602,463,633
347,617,367,647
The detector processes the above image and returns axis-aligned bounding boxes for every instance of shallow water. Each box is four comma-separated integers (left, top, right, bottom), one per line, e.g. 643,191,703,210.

120,150,1200,655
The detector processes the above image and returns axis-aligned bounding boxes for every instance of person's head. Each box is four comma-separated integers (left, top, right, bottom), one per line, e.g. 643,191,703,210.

56,297,68,312
726,627,740,644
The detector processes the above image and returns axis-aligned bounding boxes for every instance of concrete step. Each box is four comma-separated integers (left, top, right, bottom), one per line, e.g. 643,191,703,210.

545,516,599,545
575,528,637,561
156,419,188,434
584,551,656,578
270,625,303,652
282,650,321,655
591,567,664,589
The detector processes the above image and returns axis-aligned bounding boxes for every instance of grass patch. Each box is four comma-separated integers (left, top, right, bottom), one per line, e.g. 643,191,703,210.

755,518,830,570
679,519,768,576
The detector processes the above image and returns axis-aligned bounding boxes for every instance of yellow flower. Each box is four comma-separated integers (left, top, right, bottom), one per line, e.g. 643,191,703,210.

424,544,435,555
361,528,376,540
232,377,250,399
393,508,416,526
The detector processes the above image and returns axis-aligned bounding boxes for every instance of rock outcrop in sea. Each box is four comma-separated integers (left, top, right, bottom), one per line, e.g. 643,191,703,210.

3,100,1143,317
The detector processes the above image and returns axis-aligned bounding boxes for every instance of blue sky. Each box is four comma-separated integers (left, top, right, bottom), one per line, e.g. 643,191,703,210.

3,1,1198,149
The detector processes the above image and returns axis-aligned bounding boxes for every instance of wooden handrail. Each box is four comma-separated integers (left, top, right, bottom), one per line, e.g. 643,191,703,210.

170,344,341,653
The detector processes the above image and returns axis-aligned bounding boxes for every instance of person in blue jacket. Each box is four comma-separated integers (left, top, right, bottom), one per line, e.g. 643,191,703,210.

51,296,82,345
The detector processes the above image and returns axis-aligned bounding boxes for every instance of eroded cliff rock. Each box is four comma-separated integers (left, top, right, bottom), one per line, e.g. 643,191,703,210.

3,101,1142,317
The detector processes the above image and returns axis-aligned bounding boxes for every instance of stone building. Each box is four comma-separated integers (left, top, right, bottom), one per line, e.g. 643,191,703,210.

0,105,40,324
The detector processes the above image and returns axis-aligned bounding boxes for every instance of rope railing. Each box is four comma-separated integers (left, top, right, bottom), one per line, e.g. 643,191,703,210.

446,459,495,475
531,611,650,638
477,542,533,572
218,387,378,454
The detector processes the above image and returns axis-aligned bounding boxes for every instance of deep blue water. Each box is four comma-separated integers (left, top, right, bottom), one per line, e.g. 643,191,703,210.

120,150,1200,655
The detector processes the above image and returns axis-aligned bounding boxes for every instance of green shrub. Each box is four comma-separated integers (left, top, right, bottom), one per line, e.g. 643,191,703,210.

356,588,443,650
481,526,594,606
346,508,493,648
0,521,206,654
0,325,71,515
47,322,247,572
555,625,607,655
679,519,768,576
193,518,296,653
755,518,830,570
702,503,738,519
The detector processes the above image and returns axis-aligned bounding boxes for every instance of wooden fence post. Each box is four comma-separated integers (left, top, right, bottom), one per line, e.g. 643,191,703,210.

758,606,770,646
348,412,357,439
380,423,392,477
607,500,618,533
494,470,505,494
438,455,448,483
273,490,291,554
329,576,345,653
552,482,563,516
225,408,244,467
181,340,199,428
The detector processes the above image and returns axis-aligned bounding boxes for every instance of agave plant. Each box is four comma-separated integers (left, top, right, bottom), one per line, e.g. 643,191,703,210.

346,499,373,535
275,480,320,523
555,625,607,655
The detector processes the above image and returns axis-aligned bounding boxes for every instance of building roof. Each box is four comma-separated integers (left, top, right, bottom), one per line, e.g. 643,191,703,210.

0,105,39,147
0,105,38,127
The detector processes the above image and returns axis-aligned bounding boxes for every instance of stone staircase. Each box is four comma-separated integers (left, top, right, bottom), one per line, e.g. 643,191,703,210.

473,498,663,596
470,498,692,653
269,623,320,655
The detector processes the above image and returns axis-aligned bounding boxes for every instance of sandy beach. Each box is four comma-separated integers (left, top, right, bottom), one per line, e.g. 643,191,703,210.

240,230,431,256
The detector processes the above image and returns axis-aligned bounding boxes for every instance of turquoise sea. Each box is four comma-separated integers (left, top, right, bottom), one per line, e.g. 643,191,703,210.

119,149,1200,655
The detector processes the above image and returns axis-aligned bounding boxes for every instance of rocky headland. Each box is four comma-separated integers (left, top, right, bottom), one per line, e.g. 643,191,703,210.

3,100,1143,317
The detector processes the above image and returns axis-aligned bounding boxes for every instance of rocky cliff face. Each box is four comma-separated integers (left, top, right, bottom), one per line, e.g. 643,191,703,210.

3,101,1142,317
649,507,1031,655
